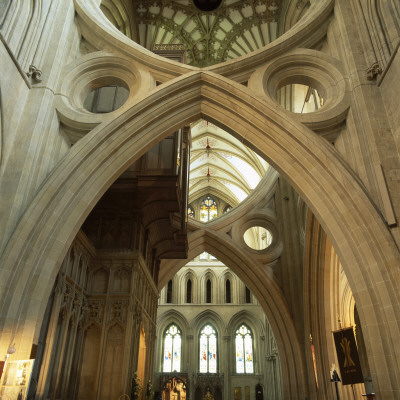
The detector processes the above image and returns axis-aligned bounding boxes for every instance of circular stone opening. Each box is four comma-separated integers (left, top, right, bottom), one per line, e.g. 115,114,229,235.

83,84,129,113
192,0,222,12
277,83,324,114
243,226,273,251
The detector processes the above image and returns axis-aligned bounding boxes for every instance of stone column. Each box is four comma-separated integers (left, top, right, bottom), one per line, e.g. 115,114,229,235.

35,276,67,399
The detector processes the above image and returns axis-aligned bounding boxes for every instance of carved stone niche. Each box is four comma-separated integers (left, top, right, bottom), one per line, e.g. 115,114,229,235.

112,267,131,293
109,300,128,323
91,268,109,294
86,300,103,324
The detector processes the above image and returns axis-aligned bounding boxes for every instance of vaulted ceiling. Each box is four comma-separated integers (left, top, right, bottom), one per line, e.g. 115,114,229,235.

102,0,283,67
135,0,280,66
189,120,269,206
99,0,310,210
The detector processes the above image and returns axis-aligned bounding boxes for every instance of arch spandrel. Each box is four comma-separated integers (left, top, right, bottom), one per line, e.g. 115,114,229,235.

0,71,399,398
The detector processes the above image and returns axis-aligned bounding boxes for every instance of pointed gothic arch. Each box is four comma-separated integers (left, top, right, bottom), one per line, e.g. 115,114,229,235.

0,71,398,399
160,229,306,398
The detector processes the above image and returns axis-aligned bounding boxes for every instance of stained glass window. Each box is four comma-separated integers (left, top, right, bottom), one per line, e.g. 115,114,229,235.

188,206,194,218
235,325,254,374
163,324,182,372
200,196,218,222
198,252,216,261
199,324,217,373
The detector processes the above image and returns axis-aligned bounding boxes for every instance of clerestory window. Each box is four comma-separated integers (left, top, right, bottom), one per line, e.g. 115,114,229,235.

226,279,231,303
187,279,192,303
206,279,212,303
166,280,173,303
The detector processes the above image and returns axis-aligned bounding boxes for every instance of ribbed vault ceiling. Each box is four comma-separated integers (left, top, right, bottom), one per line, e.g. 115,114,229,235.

99,0,299,212
102,0,281,67
189,120,269,206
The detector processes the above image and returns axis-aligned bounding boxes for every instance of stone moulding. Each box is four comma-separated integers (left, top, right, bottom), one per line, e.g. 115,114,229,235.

56,51,155,142
248,48,350,137
0,71,399,399
158,227,305,398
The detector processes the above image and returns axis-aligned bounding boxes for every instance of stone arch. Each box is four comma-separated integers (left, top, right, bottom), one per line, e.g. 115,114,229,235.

156,310,189,373
157,310,189,337
193,311,224,375
161,229,306,399
220,270,235,304
100,0,134,39
90,267,109,294
200,268,218,304
228,312,263,376
227,310,265,338
192,310,225,339
112,265,131,293
0,71,398,398
178,268,197,304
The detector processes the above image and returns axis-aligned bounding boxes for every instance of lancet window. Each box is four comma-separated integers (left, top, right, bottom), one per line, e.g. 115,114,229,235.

226,279,231,303
199,324,217,373
163,324,182,372
167,280,173,303
187,279,192,303
206,279,212,303
235,324,254,373
200,196,218,222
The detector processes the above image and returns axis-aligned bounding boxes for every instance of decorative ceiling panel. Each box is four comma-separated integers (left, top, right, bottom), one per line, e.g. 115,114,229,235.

133,0,281,66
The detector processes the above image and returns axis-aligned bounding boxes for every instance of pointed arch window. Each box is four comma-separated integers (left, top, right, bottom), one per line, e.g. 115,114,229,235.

200,196,218,222
206,279,212,303
226,279,231,303
188,206,195,218
163,324,182,372
235,325,254,373
245,287,251,304
199,324,217,373
167,280,173,303
187,279,192,303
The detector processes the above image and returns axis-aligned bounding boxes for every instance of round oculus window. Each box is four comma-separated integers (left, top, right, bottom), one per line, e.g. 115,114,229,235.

243,226,273,251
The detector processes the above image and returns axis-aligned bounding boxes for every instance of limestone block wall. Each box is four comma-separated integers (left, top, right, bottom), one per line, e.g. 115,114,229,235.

325,0,400,244
0,0,82,255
